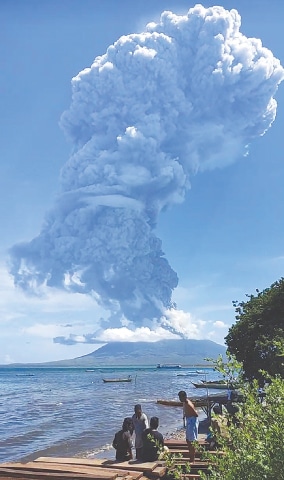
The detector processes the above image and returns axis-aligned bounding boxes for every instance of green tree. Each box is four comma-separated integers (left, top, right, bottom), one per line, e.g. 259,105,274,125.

225,279,284,382
200,375,284,480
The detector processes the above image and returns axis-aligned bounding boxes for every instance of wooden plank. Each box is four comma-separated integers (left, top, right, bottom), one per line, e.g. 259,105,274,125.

147,466,167,478
166,449,216,460
35,458,158,473
0,466,104,479
0,463,117,479
180,476,201,479
165,439,187,446
166,445,189,450
35,458,108,466
96,461,158,473
196,451,225,457
166,448,222,459
34,457,143,480
99,470,142,479
163,460,209,469
165,439,209,447
163,449,191,457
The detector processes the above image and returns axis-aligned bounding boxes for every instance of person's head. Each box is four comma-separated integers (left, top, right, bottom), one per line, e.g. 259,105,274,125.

134,404,142,418
122,417,134,434
178,390,187,402
213,405,221,415
134,404,142,417
150,416,159,430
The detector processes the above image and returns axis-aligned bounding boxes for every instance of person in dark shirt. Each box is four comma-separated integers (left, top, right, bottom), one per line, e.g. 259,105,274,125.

112,417,134,461
142,416,164,462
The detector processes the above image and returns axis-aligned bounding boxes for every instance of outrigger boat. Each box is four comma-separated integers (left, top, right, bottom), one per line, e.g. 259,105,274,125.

102,375,132,383
191,380,228,389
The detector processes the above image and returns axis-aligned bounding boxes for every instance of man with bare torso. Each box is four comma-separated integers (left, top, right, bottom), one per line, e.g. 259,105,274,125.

178,390,199,462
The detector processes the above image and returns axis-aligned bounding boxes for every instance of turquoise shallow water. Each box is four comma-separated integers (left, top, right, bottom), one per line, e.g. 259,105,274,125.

0,366,219,462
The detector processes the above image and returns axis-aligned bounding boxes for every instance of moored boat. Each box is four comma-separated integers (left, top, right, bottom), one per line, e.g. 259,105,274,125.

191,381,227,389
102,375,132,383
201,379,226,384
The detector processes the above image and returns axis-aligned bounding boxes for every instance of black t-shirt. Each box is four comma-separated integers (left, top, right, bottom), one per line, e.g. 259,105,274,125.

112,429,133,461
142,428,164,461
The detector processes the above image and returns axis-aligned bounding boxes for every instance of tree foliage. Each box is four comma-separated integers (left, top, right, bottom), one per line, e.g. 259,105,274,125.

225,278,284,382
206,353,243,382
200,357,284,480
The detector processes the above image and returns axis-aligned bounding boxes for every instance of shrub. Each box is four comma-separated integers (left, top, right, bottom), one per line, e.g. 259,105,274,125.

199,375,284,480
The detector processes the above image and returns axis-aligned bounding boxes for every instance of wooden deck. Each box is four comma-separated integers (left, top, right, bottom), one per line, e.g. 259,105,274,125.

0,440,216,479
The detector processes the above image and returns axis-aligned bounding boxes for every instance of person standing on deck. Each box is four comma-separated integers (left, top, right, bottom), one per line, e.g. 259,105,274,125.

178,390,199,462
132,404,149,460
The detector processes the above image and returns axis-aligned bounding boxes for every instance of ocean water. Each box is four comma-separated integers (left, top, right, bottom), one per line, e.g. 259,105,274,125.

0,366,219,463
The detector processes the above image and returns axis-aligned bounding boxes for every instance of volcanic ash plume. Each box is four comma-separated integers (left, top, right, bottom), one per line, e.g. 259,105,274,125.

9,5,284,335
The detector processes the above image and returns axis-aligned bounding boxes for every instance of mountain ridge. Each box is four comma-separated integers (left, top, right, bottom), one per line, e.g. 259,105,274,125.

2,339,226,367
78,339,226,366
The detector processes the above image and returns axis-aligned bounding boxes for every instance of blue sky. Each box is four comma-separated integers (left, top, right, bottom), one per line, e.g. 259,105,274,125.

1,0,284,364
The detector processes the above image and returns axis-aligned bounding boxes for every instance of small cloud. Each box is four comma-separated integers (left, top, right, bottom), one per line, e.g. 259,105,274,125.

4,354,13,364
213,320,227,328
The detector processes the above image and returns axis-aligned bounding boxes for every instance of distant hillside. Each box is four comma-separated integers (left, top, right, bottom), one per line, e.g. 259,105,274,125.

39,339,226,367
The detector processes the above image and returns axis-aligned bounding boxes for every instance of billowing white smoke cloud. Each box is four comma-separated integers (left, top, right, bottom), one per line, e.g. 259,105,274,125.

9,5,283,340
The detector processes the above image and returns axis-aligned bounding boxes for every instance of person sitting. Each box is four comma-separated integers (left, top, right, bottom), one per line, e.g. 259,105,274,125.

207,405,224,449
142,416,164,462
226,399,240,427
112,417,134,461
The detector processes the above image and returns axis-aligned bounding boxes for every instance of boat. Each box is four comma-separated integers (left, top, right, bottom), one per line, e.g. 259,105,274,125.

191,381,228,389
201,379,227,384
177,372,198,377
85,369,96,372
157,399,183,406
157,364,182,369
102,375,132,383
203,379,239,387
